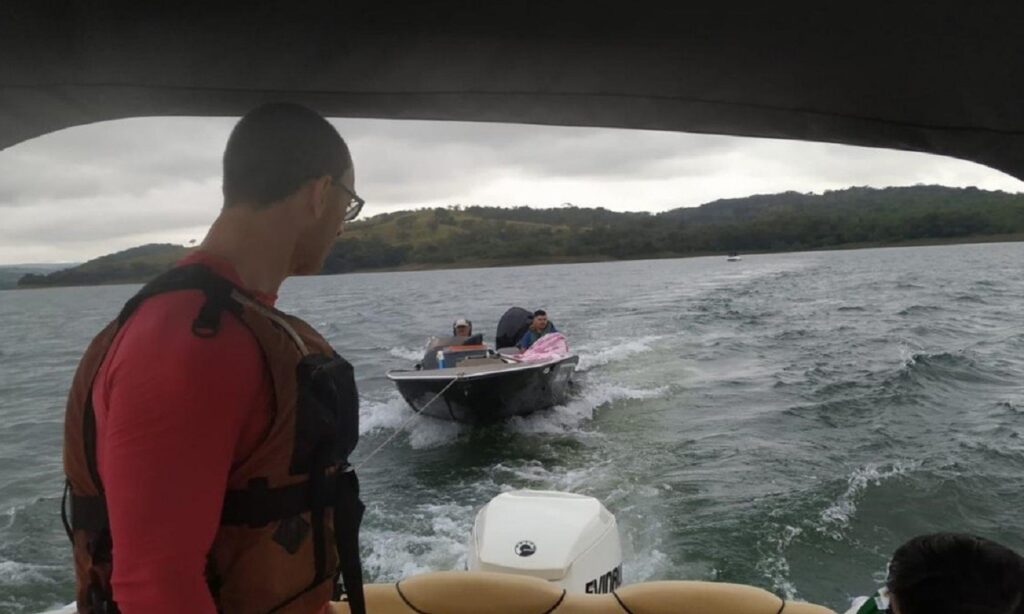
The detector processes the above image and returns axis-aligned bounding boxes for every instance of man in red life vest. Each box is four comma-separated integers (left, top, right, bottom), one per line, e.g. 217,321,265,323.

62,103,367,614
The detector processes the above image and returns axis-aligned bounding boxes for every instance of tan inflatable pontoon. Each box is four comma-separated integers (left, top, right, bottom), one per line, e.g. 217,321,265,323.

327,571,835,613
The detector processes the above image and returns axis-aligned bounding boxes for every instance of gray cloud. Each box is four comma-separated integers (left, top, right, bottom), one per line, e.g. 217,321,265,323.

0,118,228,206
1,115,1022,264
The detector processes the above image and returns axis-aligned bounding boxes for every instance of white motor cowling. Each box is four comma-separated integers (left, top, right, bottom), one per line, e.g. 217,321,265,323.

467,490,623,594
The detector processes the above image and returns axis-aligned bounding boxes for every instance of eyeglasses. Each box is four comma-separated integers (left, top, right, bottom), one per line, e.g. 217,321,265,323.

333,179,365,222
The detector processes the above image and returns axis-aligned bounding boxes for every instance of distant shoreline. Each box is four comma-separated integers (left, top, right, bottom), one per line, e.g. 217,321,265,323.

10,233,1022,290
333,233,1024,274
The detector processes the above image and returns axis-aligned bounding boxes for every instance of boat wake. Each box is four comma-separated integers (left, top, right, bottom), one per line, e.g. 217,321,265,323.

359,373,666,448
754,460,920,600
387,345,424,362
815,461,920,541
361,501,475,582
358,393,464,449
576,335,664,372
509,381,668,435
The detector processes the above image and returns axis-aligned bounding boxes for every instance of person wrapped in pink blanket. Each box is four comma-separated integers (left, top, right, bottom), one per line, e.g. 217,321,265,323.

517,332,570,362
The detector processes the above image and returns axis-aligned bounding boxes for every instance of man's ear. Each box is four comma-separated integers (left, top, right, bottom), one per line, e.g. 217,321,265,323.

309,175,332,219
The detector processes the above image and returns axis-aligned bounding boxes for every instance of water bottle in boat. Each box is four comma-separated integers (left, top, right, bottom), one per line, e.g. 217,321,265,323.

436,350,445,369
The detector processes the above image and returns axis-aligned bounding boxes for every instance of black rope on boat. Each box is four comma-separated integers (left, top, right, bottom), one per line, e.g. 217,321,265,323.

611,590,635,613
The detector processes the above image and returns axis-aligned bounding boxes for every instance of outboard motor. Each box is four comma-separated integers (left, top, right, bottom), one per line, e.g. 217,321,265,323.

495,307,533,349
468,490,623,594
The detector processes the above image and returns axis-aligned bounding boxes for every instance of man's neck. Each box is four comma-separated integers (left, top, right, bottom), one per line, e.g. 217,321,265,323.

199,206,296,296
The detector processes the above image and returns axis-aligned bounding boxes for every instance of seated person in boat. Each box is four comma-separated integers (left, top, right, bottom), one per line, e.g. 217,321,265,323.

845,532,1024,614
517,309,558,350
442,317,483,346
452,317,473,337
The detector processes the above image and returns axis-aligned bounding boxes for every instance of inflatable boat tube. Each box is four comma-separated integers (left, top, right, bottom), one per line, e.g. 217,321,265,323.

325,571,836,613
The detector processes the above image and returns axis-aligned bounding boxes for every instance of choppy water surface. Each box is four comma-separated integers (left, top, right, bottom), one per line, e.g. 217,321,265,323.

2,243,1023,612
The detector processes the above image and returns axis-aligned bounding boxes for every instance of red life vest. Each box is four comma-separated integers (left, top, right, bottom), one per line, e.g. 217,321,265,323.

62,264,365,614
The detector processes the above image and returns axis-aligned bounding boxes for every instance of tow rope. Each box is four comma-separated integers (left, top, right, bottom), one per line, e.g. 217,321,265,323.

356,374,463,471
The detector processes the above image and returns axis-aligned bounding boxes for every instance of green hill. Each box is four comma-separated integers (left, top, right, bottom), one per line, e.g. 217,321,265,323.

17,244,189,288
17,185,1024,287
322,185,1024,271
0,263,75,290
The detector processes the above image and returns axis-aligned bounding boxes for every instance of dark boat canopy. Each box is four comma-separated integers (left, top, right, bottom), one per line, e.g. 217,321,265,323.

3,2,1024,179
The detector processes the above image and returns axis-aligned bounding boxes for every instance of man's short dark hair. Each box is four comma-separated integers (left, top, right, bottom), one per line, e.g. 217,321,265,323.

223,102,352,208
533,310,547,317
887,533,1024,614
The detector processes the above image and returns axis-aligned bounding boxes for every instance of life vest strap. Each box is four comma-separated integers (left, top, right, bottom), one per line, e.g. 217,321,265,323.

69,492,110,532
220,469,353,528
116,264,244,336
70,470,346,533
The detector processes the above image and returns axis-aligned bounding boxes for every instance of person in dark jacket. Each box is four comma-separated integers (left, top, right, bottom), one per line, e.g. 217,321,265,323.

517,309,557,350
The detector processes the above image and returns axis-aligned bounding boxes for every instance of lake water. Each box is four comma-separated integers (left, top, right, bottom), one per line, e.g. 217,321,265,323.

2,243,1023,612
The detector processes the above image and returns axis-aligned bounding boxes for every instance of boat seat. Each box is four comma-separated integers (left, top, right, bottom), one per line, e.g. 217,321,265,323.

457,356,506,367
327,571,836,613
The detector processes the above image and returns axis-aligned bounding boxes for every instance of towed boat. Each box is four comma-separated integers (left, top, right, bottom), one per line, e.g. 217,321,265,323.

386,308,578,424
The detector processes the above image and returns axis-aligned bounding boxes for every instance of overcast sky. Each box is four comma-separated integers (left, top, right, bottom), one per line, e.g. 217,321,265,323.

1,116,1022,265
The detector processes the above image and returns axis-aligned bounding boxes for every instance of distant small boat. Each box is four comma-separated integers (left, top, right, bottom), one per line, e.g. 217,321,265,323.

727,252,742,262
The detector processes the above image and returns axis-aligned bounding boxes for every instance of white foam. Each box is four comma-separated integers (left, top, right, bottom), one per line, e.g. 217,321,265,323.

576,335,664,372
817,461,920,540
388,346,424,362
406,420,465,449
508,381,667,435
359,394,414,435
362,502,474,582
897,340,924,367
756,524,803,600
489,460,608,494
624,548,671,584
359,392,465,450
0,558,57,586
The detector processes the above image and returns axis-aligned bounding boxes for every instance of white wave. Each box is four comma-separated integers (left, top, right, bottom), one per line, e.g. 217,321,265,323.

624,547,672,584
359,378,666,454
816,461,920,541
576,335,665,372
488,460,609,494
358,392,465,450
388,346,424,362
509,381,667,435
756,524,803,601
897,340,924,366
617,506,675,583
406,420,465,450
1,505,16,532
358,394,413,435
362,502,474,582
0,558,58,586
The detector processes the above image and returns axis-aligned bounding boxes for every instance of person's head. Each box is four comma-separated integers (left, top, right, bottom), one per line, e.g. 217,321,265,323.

222,102,361,275
886,533,1024,614
531,310,548,331
453,318,472,337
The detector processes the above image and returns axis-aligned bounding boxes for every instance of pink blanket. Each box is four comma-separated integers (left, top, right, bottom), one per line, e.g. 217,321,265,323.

518,332,570,362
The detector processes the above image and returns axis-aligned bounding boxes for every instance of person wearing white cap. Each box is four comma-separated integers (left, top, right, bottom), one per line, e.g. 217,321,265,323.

452,318,472,337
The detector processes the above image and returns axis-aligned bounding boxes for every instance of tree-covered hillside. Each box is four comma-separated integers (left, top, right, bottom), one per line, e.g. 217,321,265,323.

17,185,1024,287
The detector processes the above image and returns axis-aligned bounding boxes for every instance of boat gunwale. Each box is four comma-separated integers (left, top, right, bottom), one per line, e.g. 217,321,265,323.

386,355,579,382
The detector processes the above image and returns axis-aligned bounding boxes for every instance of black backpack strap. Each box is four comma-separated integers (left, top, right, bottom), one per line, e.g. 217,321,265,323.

333,466,366,614
116,264,244,337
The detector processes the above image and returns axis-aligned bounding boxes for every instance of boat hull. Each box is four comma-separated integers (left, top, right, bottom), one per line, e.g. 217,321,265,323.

389,356,579,424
